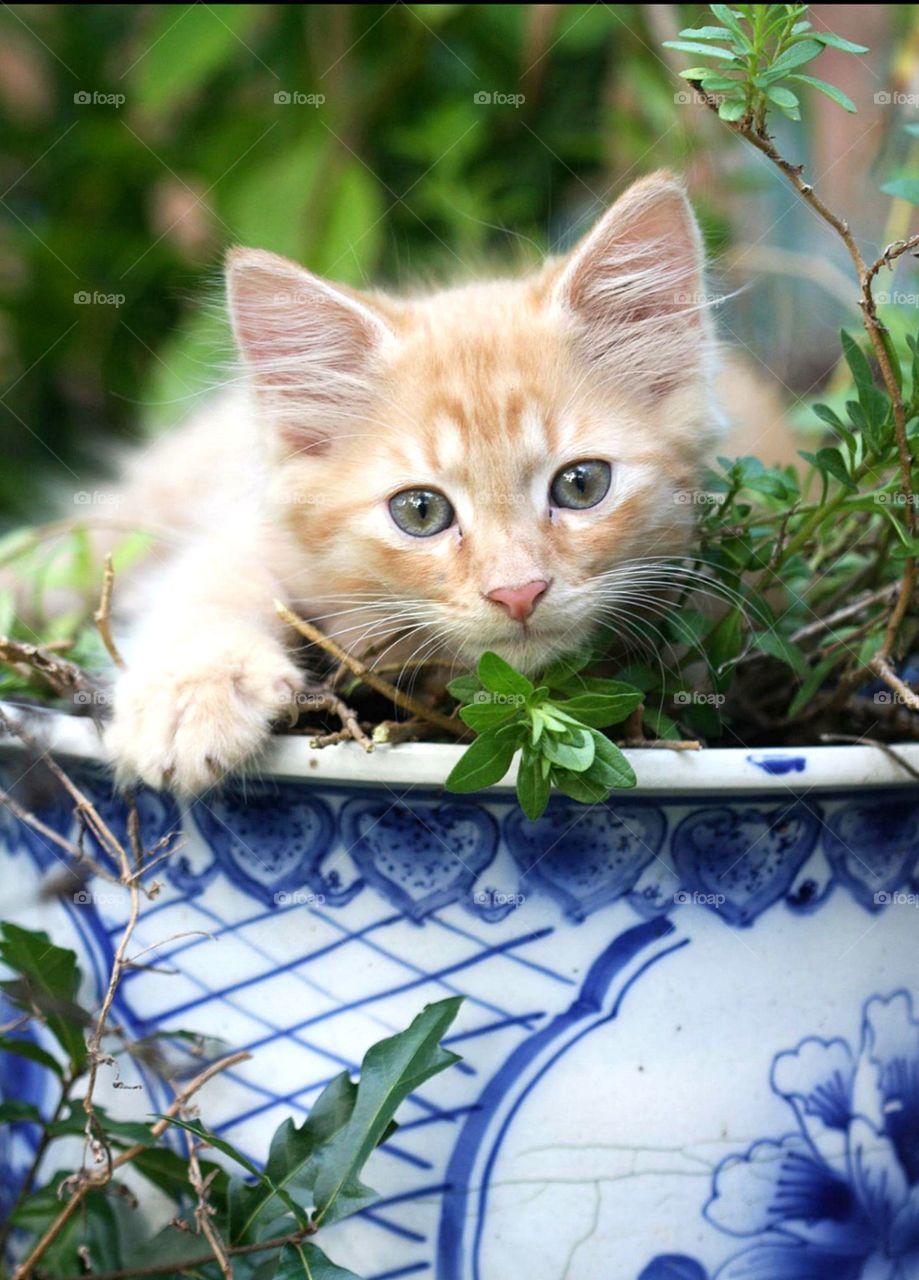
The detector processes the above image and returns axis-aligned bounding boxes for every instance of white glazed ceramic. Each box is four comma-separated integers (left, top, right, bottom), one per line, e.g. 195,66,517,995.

2,706,919,1280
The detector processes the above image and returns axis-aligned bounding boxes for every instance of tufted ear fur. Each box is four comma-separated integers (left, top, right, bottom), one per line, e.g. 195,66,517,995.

226,247,394,453
552,171,712,398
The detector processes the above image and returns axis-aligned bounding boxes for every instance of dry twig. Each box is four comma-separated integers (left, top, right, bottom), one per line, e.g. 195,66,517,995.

276,601,466,738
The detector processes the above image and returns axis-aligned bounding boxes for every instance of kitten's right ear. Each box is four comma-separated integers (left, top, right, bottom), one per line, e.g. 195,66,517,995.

226,248,394,451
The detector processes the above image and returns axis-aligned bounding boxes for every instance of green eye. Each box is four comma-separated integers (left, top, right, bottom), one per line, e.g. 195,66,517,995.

550,459,612,510
389,488,455,537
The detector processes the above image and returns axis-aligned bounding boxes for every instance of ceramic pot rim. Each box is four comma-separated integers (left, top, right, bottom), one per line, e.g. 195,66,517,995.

1,701,918,794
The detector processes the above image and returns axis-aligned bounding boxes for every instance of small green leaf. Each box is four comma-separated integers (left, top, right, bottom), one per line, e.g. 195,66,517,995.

718,99,747,121
458,700,521,731
551,767,610,804
765,86,800,119
815,446,856,490
477,651,534,698
662,40,738,61
446,674,482,703
586,731,637,788
557,688,643,728
812,31,868,54
541,727,596,772
677,26,736,41
761,39,823,80
516,747,551,820
540,649,593,690
787,74,856,112
444,727,519,793
752,630,808,677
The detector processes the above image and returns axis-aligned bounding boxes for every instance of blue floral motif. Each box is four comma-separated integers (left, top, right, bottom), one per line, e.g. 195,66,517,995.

638,991,919,1279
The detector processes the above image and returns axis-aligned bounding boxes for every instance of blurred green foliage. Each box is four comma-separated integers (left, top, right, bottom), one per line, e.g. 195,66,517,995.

0,3,914,521
0,3,721,517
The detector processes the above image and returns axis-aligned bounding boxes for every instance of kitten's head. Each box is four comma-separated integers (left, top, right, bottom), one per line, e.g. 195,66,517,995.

227,171,720,673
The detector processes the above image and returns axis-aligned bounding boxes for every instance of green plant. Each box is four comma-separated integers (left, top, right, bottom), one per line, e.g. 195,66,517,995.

646,3,919,740
0,920,463,1280
664,3,867,125
444,650,641,818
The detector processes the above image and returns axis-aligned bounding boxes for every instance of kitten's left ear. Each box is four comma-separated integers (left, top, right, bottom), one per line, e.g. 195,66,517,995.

552,171,711,397
226,247,395,451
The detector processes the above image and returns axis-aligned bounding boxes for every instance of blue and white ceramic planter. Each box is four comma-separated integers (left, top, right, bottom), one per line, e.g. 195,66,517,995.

2,707,919,1280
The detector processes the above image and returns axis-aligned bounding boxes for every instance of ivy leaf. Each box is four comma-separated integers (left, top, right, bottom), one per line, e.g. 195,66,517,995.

275,1242,362,1279
229,1070,358,1243
444,726,519,793
0,1099,43,1124
311,998,462,1227
0,1033,64,1078
477,651,534,699
0,924,89,1074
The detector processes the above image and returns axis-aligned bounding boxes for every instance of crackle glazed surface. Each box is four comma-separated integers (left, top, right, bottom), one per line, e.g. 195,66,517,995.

1,721,919,1280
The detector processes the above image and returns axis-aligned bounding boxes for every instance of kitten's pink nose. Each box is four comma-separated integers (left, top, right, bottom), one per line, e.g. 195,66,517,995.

486,579,549,623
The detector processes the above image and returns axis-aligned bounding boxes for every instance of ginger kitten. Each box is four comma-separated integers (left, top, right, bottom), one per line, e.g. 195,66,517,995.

106,171,720,793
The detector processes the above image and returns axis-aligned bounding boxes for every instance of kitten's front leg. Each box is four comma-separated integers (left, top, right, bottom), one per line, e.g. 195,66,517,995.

107,546,304,793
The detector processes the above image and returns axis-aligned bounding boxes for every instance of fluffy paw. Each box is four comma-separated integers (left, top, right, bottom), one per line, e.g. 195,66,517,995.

107,644,303,794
